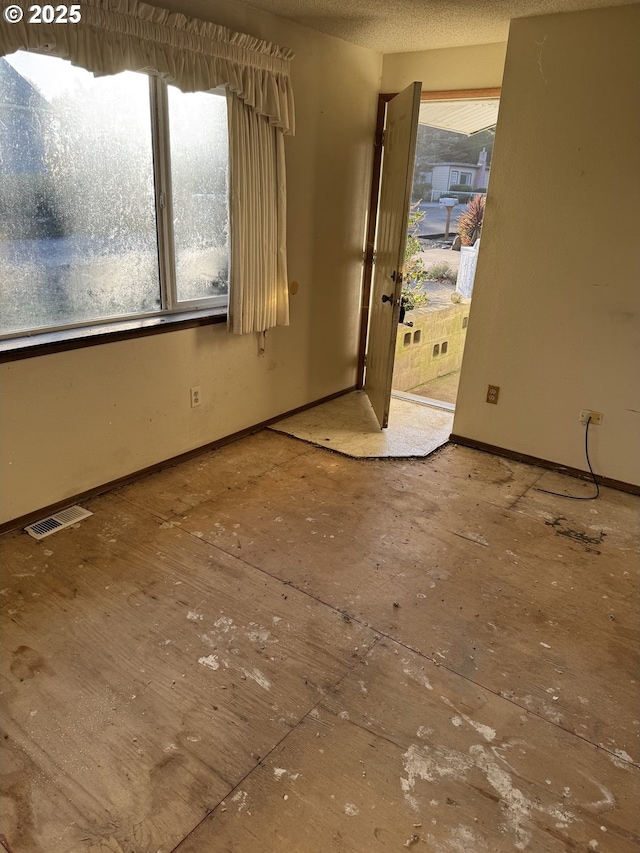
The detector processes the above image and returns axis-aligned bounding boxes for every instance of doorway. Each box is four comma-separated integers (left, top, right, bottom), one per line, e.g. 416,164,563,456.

268,94,503,456
390,91,500,411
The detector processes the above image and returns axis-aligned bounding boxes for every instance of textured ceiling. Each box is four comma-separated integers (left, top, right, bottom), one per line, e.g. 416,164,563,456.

233,0,638,52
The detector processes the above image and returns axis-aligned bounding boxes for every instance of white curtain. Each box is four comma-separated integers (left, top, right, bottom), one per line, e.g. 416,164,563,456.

227,93,289,334
0,0,294,333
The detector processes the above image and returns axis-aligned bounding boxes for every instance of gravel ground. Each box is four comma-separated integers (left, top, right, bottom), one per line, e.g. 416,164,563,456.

418,237,456,250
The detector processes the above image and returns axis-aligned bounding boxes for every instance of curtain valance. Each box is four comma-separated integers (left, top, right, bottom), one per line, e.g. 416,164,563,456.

0,0,295,133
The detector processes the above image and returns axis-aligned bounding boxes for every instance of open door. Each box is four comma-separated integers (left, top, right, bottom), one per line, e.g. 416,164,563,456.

364,82,421,428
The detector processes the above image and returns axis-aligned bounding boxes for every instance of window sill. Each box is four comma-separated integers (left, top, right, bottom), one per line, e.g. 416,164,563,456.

0,309,227,363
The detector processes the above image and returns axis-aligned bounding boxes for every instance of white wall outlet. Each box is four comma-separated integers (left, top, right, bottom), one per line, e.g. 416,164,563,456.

190,386,201,408
579,409,603,425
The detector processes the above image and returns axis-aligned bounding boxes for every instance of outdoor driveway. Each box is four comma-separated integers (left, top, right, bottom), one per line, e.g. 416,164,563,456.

416,201,463,236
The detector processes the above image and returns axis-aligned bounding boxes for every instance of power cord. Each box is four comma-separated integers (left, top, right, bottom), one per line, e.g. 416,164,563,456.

536,416,600,501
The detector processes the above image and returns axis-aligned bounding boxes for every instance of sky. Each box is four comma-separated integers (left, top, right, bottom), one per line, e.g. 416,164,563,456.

5,49,93,100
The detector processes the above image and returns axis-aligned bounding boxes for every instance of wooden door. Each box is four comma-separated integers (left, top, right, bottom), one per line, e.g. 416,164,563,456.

364,82,421,428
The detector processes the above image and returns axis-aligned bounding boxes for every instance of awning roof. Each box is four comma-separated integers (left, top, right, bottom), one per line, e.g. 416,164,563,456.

418,99,499,135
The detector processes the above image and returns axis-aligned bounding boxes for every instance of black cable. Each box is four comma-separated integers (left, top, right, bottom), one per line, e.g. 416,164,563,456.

536,417,600,501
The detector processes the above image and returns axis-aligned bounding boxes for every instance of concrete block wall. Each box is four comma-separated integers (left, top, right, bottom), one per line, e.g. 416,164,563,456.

393,302,469,391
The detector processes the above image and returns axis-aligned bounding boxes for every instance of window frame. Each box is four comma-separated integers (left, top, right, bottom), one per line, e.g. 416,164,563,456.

0,308,227,363
0,51,230,349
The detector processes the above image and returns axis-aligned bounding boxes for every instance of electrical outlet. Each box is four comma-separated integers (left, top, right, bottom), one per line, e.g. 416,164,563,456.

486,384,500,404
190,386,201,408
579,409,603,425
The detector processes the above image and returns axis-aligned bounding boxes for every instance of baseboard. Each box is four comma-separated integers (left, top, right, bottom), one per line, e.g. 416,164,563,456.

0,386,357,536
449,433,640,496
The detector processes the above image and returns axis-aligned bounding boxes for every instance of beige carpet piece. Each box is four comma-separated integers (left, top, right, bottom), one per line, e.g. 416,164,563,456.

269,390,453,458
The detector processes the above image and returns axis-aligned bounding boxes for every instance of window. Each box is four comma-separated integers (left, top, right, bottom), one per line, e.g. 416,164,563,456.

0,51,229,340
167,86,229,304
459,172,472,186
450,170,459,184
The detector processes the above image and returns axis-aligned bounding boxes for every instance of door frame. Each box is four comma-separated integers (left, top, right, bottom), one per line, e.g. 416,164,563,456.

356,87,501,389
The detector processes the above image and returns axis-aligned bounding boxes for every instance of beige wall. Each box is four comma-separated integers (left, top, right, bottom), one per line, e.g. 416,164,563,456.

381,42,506,93
0,1,382,524
453,4,640,486
7,1,636,524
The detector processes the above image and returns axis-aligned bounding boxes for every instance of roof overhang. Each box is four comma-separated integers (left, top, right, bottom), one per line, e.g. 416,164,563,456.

418,99,500,135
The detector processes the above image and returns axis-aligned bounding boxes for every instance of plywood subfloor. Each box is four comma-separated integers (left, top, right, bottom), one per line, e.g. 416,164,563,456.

0,430,638,852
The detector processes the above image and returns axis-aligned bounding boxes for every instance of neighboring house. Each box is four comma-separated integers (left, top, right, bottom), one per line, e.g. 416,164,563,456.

422,148,490,200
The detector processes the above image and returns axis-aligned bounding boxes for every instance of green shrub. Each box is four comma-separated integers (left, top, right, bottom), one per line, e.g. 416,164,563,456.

425,262,457,284
401,285,428,311
402,204,429,309
412,181,432,202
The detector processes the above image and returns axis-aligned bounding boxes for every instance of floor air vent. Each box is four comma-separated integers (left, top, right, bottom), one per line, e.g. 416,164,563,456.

25,505,93,540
